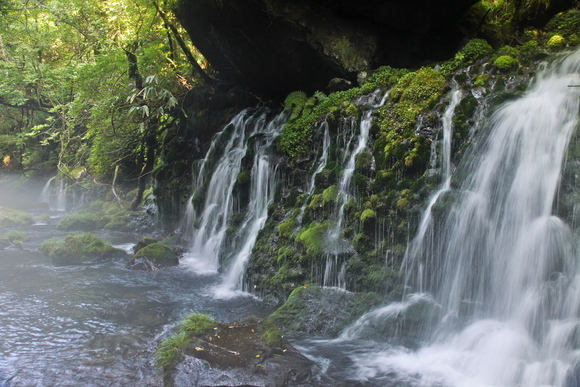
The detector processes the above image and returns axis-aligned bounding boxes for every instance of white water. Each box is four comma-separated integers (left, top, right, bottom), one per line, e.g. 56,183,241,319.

39,176,67,211
403,84,463,292
181,110,268,274
346,49,580,387
322,90,389,288
297,122,331,226
213,113,285,298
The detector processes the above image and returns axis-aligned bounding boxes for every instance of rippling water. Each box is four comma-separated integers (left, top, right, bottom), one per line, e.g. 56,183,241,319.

0,219,268,386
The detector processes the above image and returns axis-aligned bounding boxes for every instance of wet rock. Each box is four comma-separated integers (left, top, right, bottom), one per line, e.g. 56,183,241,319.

126,242,178,271
165,318,313,387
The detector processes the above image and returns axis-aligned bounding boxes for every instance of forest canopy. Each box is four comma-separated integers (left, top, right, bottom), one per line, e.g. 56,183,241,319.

0,0,208,186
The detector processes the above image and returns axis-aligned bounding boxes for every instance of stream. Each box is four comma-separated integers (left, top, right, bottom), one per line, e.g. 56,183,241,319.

0,208,269,386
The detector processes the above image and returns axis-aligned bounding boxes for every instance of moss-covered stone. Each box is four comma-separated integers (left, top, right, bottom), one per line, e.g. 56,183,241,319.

40,233,126,264
0,207,33,227
57,213,99,231
127,242,178,271
493,55,519,72
157,313,312,386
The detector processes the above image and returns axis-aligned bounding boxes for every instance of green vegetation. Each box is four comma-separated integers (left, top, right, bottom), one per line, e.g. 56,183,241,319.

57,213,100,231
493,55,520,71
40,232,126,263
156,313,221,370
128,242,179,267
0,207,33,227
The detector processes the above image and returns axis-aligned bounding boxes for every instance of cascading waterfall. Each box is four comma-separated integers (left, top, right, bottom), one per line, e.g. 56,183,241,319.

39,176,67,211
182,109,286,297
181,110,267,274
346,49,580,386
214,113,286,298
297,122,331,226
322,90,389,289
403,83,463,292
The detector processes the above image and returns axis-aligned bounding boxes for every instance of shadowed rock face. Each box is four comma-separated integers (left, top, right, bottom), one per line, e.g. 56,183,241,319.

175,0,478,99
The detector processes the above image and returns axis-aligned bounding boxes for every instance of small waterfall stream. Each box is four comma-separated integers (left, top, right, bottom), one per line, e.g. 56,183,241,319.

39,176,68,211
343,48,580,387
321,90,388,289
181,109,287,295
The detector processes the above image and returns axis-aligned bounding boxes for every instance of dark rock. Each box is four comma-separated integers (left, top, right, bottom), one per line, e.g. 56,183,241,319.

327,77,353,93
175,0,479,100
168,319,313,387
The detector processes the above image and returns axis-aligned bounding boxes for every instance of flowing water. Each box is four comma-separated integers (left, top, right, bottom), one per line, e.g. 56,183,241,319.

0,209,268,386
4,48,580,387
296,48,580,386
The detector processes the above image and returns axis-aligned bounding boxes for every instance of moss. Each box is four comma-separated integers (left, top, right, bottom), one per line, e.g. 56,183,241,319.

4,230,29,248
396,197,410,212
57,213,99,231
441,39,493,73
134,237,157,252
262,318,283,348
321,185,338,205
295,223,328,257
129,243,178,267
277,218,297,239
354,152,373,175
0,207,33,227
40,233,126,264
474,73,491,88
493,55,519,72
156,313,222,370
360,208,376,224
237,171,251,185
547,34,566,48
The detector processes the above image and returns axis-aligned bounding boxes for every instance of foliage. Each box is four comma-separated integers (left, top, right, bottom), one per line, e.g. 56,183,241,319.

295,223,328,257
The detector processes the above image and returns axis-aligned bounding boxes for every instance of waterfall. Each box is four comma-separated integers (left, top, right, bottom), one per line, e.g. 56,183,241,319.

346,49,580,386
297,122,331,226
403,84,463,292
182,109,286,296
39,176,67,211
322,90,389,289
213,113,285,298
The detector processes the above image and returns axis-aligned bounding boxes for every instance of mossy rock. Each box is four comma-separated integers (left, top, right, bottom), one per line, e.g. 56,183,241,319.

57,213,99,231
127,242,178,271
493,55,519,72
157,313,312,387
134,237,158,253
40,232,126,265
0,207,33,227
269,285,381,336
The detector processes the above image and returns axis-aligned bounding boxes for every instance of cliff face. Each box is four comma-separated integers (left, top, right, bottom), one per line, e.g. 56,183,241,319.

175,0,479,99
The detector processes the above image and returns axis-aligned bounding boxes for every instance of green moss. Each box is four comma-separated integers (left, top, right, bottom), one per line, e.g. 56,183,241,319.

262,318,283,348
155,313,221,370
40,233,126,263
396,197,409,212
129,243,178,266
0,207,33,227
493,55,519,72
360,208,376,224
295,223,328,257
277,218,297,239
322,185,338,205
57,213,99,231
474,73,491,88
441,39,493,73
547,34,566,48
237,171,251,185
134,237,157,252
